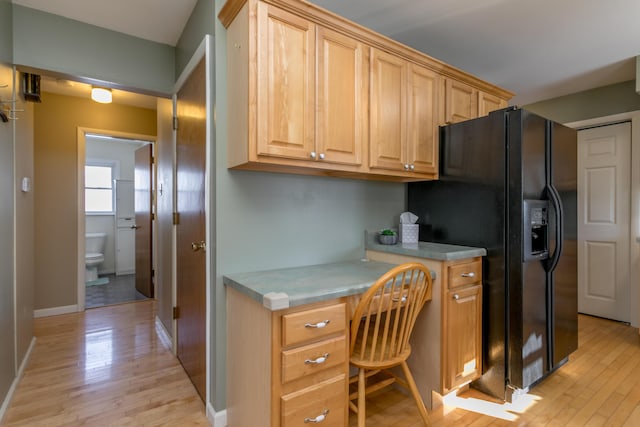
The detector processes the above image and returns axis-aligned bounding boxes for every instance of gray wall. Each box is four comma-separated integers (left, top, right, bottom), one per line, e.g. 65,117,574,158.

175,0,215,78
12,5,175,95
0,0,12,64
0,62,16,417
525,80,640,123
211,0,406,410
14,79,35,373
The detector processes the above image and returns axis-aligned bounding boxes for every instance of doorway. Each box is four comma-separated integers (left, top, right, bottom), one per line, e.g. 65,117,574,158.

577,122,631,322
77,129,156,311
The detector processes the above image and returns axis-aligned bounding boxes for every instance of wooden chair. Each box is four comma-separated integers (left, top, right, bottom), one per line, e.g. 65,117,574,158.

349,262,432,426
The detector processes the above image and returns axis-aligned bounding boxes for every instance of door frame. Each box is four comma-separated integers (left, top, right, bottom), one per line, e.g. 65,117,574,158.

76,128,156,311
171,35,213,410
566,111,640,327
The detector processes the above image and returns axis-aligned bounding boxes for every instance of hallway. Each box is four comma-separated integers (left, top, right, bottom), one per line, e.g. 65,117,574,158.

1,301,208,426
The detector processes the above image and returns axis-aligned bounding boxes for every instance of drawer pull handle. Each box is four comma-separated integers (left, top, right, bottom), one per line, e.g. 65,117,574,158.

304,409,329,423
392,295,407,303
305,320,330,329
461,272,475,278
305,353,329,365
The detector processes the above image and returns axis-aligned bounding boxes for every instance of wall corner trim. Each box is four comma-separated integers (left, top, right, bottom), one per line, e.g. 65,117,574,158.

154,316,173,350
0,337,35,423
33,304,78,318
206,402,226,427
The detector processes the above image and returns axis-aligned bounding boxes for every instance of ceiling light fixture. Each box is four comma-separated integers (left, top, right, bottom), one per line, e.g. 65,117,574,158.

91,87,112,104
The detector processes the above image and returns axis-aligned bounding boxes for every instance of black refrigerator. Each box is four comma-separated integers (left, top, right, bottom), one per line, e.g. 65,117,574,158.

408,107,578,402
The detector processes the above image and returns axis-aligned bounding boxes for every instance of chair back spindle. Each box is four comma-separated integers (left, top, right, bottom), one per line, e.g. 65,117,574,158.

350,263,431,368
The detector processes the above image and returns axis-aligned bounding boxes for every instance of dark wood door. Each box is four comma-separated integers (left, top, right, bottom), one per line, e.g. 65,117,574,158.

134,144,153,298
176,58,207,401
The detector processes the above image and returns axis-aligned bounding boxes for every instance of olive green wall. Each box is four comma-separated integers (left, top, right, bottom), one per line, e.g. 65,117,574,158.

525,80,640,124
33,93,156,310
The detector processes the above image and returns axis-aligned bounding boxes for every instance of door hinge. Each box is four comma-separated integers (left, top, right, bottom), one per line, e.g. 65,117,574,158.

173,306,179,320
173,212,180,225
151,269,155,278
151,155,155,165
151,212,155,221
173,116,179,130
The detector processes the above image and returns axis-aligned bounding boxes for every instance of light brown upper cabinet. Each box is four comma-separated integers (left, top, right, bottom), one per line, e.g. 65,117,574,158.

444,79,478,124
370,49,439,177
445,78,509,124
478,91,508,117
316,27,368,167
220,0,513,182
256,4,316,161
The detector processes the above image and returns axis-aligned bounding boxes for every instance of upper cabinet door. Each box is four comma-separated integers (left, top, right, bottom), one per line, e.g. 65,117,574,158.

257,4,316,160
369,48,407,171
316,27,367,167
478,91,507,117
407,64,440,175
445,79,478,124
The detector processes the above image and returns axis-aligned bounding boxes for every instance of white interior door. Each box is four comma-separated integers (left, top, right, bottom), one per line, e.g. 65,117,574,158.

578,122,631,322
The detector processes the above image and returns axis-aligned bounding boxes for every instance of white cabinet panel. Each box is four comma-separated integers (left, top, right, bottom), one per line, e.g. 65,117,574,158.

116,228,135,275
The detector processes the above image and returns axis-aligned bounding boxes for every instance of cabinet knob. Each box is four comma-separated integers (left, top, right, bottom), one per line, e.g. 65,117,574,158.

409,164,415,171
404,164,410,170
461,272,475,278
304,409,329,423
319,153,325,160
310,151,317,159
453,294,460,300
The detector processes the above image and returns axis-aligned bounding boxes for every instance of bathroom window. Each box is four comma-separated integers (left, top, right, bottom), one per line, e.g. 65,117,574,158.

85,164,114,213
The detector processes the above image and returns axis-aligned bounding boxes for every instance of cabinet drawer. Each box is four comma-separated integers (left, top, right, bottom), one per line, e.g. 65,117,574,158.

281,335,346,384
282,303,346,347
448,261,482,289
281,374,346,427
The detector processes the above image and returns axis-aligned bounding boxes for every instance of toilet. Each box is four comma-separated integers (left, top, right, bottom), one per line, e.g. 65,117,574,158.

85,232,106,282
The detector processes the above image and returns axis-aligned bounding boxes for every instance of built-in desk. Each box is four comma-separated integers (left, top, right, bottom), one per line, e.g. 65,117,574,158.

224,240,485,426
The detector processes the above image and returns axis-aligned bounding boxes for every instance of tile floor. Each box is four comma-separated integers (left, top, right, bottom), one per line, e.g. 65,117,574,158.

85,273,149,308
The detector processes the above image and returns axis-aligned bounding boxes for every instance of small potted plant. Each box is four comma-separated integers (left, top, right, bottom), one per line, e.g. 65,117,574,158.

378,228,398,245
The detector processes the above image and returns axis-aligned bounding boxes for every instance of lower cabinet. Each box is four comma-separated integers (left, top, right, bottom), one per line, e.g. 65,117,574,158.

444,279,482,391
227,288,348,427
366,250,483,408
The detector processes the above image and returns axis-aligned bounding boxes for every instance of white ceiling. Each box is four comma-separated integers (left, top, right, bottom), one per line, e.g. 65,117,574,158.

13,0,640,106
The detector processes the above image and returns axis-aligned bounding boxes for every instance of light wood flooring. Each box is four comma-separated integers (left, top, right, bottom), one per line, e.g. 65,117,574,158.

1,301,208,426
2,302,639,426
349,314,640,426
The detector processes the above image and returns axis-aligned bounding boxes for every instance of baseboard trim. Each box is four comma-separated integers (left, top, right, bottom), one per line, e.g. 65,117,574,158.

206,402,227,427
0,337,36,423
154,316,173,351
34,304,79,318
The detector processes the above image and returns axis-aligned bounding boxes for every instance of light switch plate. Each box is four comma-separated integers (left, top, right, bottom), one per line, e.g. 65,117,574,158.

21,177,31,193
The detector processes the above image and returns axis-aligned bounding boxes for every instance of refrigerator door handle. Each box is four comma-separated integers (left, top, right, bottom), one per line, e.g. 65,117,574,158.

545,184,563,273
